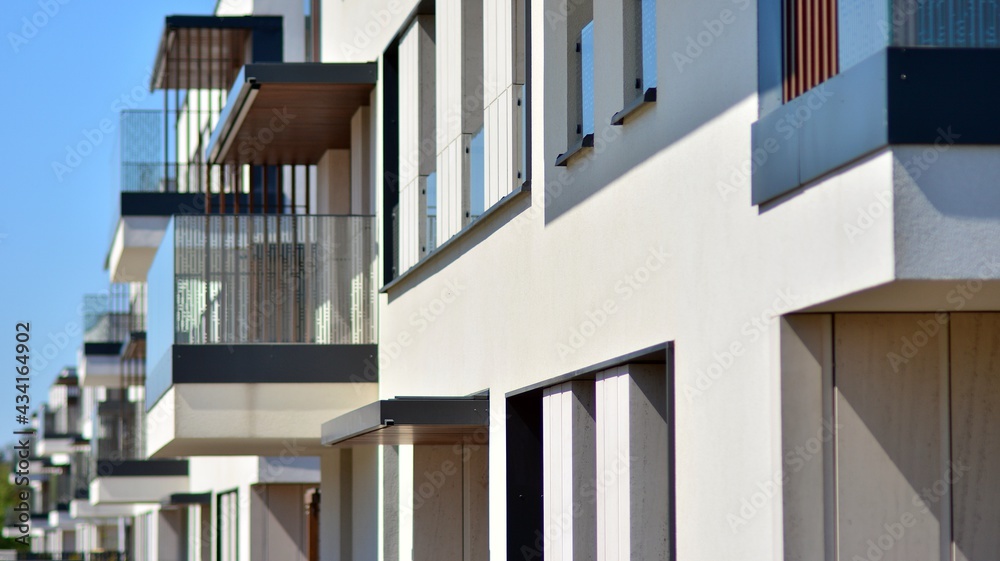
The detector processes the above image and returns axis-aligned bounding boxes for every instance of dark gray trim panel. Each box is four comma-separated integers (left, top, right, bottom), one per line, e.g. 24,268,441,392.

240,62,377,85
120,192,251,216
611,87,656,126
94,459,189,477
752,48,1000,204
84,342,123,356
165,15,283,31
207,62,378,162
171,344,379,384
163,492,212,506
757,0,784,116
555,133,595,167
321,398,491,446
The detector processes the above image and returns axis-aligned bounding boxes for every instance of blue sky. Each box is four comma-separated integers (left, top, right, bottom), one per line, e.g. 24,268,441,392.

0,1,212,441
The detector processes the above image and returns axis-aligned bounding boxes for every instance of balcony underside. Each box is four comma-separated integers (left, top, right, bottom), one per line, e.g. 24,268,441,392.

146,381,378,457
70,499,147,519
36,434,87,456
79,347,130,388
109,215,169,283
208,63,377,165
151,15,283,91
322,397,491,447
108,193,252,283
89,460,189,505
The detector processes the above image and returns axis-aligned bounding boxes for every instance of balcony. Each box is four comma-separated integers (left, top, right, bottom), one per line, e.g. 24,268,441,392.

207,62,377,165
145,214,379,457
78,285,144,388
754,0,1000,203
110,15,285,283
89,460,189,505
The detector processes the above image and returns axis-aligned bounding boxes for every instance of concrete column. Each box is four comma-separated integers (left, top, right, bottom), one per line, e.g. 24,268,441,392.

543,381,597,561
412,445,463,560
157,508,187,561
350,105,373,215
320,448,347,561
382,445,400,561
595,364,669,561
779,315,835,560
462,442,489,560
316,149,351,214
352,446,379,560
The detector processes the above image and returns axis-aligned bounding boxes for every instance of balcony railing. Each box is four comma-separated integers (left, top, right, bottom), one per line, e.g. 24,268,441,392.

90,389,145,476
83,284,142,345
147,214,377,404
149,213,375,349
824,1,1000,75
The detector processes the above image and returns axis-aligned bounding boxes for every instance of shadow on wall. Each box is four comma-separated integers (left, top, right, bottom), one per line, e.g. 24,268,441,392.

543,0,758,224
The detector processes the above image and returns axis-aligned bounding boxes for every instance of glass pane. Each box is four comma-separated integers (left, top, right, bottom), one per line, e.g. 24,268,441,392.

580,21,595,136
893,0,1000,47
641,0,657,89
426,171,437,251
839,0,891,71
470,128,485,219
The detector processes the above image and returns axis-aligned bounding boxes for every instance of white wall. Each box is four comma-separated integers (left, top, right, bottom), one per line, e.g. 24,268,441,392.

317,1,1000,560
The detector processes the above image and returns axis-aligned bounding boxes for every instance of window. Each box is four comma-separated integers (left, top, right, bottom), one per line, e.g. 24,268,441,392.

558,1,594,165
578,21,596,139
469,127,485,219
426,171,437,252
397,15,437,271
624,0,657,98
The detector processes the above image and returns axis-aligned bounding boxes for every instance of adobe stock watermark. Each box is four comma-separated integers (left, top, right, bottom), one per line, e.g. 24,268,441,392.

521,449,637,560
716,85,835,203
727,419,838,532
843,127,961,242
237,107,296,162
543,0,592,28
555,246,669,359
52,67,155,183
350,276,469,388
684,287,801,402
886,257,1000,372
7,0,72,54
672,0,753,73
341,1,410,58
845,459,969,561
512,122,626,231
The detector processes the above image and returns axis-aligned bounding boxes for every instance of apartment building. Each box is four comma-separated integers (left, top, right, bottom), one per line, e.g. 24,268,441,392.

33,0,1000,560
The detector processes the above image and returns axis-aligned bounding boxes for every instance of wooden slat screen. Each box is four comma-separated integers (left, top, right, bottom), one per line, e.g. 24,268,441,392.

784,0,839,101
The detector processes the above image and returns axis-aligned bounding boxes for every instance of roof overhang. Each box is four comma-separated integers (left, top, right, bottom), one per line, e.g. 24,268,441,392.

151,15,284,91
321,397,490,447
161,492,212,510
207,63,377,165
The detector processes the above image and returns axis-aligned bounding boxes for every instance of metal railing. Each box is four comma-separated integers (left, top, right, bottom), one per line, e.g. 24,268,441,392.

150,214,378,347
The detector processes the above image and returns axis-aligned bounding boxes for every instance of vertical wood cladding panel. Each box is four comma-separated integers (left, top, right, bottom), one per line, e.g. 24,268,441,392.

784,0,838,101
834,314,949,561
950,313,1000,561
